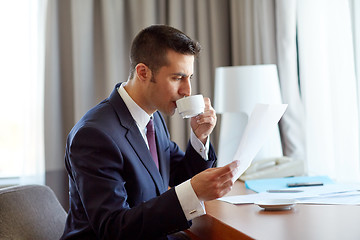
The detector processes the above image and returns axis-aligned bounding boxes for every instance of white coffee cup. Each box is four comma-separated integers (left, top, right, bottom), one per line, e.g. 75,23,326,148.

176,94,205,118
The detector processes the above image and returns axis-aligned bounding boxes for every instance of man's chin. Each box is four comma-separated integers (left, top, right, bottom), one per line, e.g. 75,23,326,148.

158,108,176,116
168,109,176,116
168,108,177,116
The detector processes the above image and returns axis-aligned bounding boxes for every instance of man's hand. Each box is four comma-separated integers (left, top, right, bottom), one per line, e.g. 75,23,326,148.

190,160,240,201
190,97,217,145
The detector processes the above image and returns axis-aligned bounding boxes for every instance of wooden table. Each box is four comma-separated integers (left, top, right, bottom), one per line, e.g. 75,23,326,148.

186,181,360,240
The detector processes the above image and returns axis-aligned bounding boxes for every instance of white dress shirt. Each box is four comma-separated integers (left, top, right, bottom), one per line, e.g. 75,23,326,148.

118,82,209,220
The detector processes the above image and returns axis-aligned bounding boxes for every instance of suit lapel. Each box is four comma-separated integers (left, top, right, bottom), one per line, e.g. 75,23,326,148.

108,85,165,193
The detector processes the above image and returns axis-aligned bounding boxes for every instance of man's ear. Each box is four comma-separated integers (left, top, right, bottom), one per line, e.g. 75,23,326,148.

135,63,152,82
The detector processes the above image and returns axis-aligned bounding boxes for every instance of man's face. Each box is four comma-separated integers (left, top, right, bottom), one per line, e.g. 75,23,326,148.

146,50,194,116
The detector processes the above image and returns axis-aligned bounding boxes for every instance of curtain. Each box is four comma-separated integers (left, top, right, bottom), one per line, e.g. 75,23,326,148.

275,0,306,160
297,0,360,182
20,0,47,185
224,0,306,162
351,0,360,131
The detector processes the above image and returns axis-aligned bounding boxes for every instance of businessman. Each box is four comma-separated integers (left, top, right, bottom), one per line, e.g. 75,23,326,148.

61,25,240,240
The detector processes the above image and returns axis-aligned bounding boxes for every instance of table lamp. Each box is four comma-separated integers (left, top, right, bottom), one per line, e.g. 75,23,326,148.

214,64,284,168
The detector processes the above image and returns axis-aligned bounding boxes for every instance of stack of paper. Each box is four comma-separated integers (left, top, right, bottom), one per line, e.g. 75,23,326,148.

245,176,334,193
218,182,360,205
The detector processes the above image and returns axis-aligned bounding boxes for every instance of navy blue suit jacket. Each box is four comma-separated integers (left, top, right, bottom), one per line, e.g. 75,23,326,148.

61,84,216,240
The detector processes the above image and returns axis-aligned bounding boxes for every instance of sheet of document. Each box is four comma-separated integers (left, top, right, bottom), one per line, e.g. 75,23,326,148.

232,104,288,182
218,183,360,205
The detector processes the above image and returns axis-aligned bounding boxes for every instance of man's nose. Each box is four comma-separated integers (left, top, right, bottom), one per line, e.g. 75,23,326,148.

179,78,191,97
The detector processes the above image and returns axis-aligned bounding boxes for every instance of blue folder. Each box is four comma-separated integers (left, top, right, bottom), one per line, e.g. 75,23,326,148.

244,176,334,193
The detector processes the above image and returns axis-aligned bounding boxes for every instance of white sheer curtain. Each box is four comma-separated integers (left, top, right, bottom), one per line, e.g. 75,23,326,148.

297,0,360,182
351,1,360,136
20,0,47,184
0,0,47,185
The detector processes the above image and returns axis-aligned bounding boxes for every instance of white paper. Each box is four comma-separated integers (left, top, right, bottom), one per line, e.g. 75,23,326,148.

218,183,360,205
232,104,288,182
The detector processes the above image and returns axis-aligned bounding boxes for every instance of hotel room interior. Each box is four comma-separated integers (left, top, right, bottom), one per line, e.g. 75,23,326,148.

1,0,360,239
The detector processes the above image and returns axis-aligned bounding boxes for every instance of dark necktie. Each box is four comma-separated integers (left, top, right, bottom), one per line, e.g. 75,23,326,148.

146,118,159,169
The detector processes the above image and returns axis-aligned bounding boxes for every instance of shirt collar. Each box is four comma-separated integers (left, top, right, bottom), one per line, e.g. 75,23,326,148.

118,82,152,130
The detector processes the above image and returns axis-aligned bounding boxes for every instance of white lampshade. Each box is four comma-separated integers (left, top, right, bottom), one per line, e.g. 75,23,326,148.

214,64,283,167
214,64,282,114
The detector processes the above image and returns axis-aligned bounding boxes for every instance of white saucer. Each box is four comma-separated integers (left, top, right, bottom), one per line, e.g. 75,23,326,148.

255,199,296,211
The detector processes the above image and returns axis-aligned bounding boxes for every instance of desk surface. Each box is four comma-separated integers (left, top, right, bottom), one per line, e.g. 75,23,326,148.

186,181,360,240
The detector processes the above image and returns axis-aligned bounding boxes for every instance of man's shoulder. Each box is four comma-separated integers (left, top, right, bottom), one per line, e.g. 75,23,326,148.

69,99,125,138
81,99,115,123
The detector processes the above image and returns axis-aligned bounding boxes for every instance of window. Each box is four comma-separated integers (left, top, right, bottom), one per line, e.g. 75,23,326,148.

0,0,46,185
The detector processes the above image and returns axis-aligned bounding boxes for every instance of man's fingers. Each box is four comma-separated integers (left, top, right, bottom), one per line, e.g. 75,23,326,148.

203,97,211,107
213,160,240,178
191,160,241,201
213,176,236,199
196,113,216,125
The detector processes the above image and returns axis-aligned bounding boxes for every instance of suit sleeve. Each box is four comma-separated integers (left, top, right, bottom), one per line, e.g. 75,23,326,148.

66,126,190,240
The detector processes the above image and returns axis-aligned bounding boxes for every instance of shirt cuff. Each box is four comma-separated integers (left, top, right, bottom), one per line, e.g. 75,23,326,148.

190,129,210,160
175,179,206,221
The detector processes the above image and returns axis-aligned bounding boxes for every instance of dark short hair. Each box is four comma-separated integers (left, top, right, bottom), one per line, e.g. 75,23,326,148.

129,25,201,79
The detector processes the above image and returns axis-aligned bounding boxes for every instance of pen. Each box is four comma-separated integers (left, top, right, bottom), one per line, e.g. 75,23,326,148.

267,189,303,193
287,182,324,187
